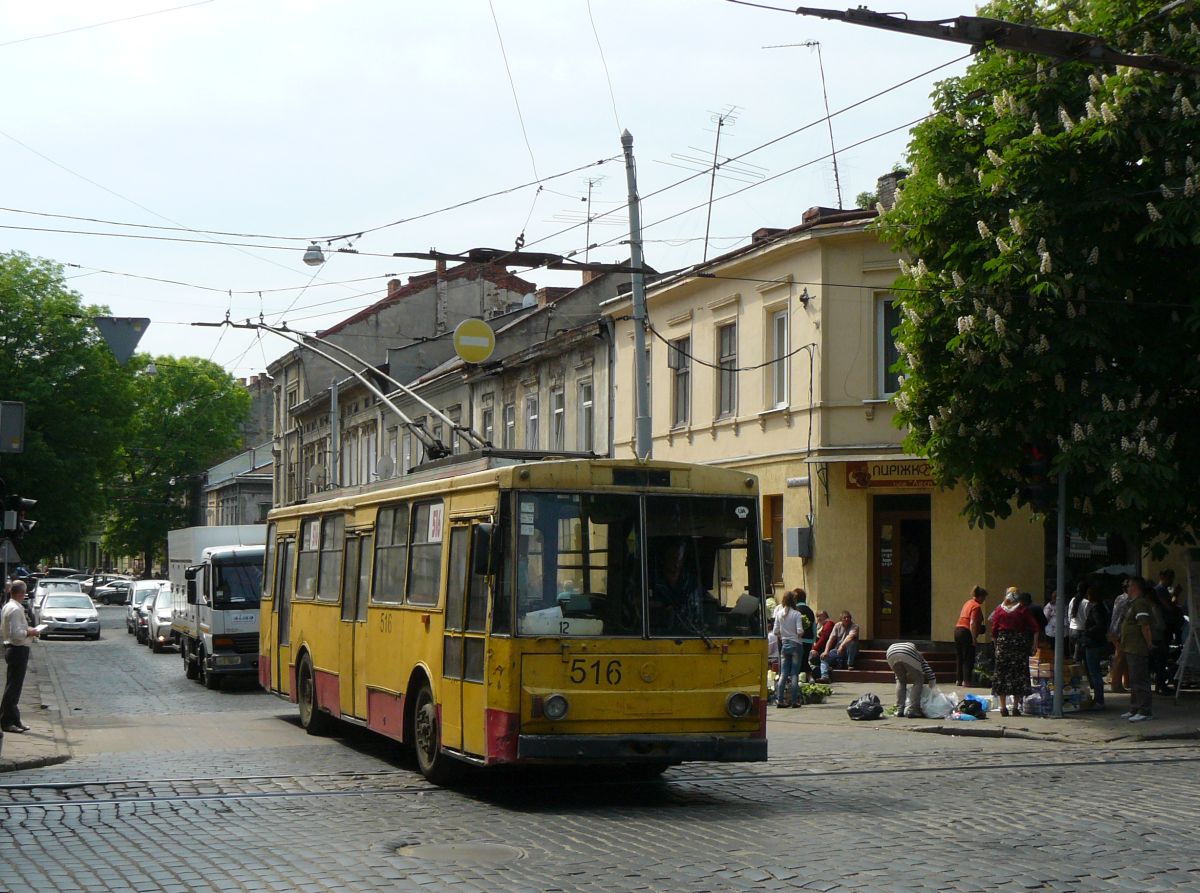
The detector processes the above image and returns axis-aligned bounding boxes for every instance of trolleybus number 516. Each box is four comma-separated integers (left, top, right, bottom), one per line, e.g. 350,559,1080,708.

569,658,622,685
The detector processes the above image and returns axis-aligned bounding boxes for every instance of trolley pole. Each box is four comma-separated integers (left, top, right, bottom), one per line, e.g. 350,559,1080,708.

622,129,653,460
1052,470,1067,718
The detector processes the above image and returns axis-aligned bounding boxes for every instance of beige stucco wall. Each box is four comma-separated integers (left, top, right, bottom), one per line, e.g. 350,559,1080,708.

604,217,1046,642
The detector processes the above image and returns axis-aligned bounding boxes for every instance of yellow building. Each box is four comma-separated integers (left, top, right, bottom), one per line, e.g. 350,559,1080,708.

604,202,1045,644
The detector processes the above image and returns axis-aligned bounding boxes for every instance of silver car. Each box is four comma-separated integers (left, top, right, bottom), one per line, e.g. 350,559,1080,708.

145,587,177,653
32,578,86,621
37,593,101,640
125,581,168,634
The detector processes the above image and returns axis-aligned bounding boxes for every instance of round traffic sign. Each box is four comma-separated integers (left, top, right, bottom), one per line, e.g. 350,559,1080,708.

453,318,496,364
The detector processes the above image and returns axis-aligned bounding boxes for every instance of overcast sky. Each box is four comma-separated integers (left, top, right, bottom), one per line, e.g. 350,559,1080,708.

1,0,980,378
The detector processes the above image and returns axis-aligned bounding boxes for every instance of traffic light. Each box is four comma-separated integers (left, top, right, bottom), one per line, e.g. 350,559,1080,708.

1018,443,1053,512
3,494,37,539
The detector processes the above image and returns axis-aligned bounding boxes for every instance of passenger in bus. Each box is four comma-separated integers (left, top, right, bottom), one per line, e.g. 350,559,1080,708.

648,537,716,635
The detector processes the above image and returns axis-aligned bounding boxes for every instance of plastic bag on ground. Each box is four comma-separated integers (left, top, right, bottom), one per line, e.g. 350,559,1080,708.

920,684,957,719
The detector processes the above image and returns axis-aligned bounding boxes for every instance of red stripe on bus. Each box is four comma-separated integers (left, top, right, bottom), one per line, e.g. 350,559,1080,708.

314,669,341,719
367,689,405,741
485,708,519,764
258,654,271,691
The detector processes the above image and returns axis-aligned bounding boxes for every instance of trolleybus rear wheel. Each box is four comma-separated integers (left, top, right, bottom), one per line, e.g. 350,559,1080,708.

413,683,460,785
298,655,333,735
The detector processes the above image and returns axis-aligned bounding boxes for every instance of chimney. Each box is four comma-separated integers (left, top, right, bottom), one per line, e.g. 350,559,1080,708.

751,227,785,244
387,278,402,297
875,170,908,210
581,269,600,285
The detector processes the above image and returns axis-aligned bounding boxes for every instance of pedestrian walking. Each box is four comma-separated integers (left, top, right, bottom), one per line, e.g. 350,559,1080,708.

953,586,987,687
794,589,815,683
886,642,936,718
1121,577,1155,723
2,579,41,733
990,589,1039,717
1107,579,1132,693
1067,582,1091,662
1082,588,1111,710
772,590,804,708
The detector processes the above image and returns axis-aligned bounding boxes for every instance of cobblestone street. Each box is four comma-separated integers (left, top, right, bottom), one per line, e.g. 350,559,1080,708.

3,606,1199,892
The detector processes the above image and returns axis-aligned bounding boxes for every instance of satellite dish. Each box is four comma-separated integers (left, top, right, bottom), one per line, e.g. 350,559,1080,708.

377,456,396,480
521,293,536,308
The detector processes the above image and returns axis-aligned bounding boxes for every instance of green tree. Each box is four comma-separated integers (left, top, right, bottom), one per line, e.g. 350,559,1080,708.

0,252,132,562
877,0,1200,548
104,355,250,572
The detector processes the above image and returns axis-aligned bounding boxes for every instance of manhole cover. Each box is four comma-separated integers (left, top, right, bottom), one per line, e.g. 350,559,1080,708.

394,842,526,866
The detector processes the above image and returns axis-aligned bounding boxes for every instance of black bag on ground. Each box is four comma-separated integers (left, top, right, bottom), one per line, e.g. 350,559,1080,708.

956,698,985,719
847,692,883,721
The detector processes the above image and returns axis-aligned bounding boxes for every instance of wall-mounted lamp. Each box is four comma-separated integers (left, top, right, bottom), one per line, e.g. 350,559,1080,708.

797,287,812,307
302,242,326,266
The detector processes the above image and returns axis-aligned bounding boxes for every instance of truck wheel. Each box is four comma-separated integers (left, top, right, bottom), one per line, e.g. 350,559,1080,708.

413,682,461,785
298,655,333,736
199,651,221,690
184,646,199,680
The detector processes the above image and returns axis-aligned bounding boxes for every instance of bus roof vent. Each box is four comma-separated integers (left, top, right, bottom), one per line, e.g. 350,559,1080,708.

611,468,672,488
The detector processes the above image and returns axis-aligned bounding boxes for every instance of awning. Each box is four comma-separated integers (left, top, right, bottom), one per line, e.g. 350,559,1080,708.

803,451,919,464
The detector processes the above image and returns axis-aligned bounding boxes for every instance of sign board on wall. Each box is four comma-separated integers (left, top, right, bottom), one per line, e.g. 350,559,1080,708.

845,460,934,490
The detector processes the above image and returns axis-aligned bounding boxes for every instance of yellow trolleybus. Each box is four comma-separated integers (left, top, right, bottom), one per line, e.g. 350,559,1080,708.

259,454,768,783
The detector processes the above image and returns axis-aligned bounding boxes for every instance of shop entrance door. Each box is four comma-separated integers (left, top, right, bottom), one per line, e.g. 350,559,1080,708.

872,495,932,640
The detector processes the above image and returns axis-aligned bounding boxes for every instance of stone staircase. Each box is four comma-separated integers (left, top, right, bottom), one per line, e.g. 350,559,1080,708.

829,643,957,685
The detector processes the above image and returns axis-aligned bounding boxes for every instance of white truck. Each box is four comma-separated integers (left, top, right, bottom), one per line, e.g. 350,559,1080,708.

169,525,266,690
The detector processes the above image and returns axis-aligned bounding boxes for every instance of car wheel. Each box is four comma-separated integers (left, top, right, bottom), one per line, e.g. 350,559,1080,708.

151,638,163,653
413,682,461,785
297,655,333,736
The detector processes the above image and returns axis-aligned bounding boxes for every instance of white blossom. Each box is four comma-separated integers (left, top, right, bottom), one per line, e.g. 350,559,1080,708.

977,220,992,239
1058,107,1075,131
996,236,1010,253
956,315,975,334
1100,102,1117,124
1087,246,1100,265
1034,334,1050,354
1117,398,1127,411
915,258,928,278
1111,465,1123,484
1040,251,1053,274
987,148,1004,166
955,110,967,127
1088,74,1102,92
1067,301,1077,319
1009,211,1024,236
994,314,1006,337
1147,202,1163,222
1102,394,1114,412
1073,423,1086,442
1085,100,1099,119
898,259,911,276
1186,177,1196,198
1032,121,1043,136
1080,379,1090,396
1162,183,1176,200
1054,373,1065,392
952,271,965,288
1184,97,1197,117
937,172,947,189
1166,433,1177,451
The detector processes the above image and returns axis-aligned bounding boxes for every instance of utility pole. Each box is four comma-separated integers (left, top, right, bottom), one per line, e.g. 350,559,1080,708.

1052,470,1067,718
621,130,653,460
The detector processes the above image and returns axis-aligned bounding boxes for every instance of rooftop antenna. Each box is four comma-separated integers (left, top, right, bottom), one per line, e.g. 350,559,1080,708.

764,41,844,209
546,176,622,264
654,106,768,262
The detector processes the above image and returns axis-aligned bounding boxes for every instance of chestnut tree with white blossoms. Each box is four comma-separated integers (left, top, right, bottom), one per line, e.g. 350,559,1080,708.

876,0,1200,547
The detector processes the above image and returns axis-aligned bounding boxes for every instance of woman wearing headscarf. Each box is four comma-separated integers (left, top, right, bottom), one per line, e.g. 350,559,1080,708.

990,589,1041,716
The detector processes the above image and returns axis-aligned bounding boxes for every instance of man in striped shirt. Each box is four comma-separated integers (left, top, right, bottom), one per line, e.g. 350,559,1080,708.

886,642,936,718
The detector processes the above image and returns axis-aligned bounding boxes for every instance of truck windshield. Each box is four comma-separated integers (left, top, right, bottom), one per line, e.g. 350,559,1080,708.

212,559,263,609
510,492,764,639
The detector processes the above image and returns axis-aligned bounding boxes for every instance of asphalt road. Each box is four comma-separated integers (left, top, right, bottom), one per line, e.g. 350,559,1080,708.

2,604,1198,892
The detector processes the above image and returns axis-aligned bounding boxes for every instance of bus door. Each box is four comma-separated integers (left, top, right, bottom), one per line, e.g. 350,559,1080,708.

338,532,373,719
441,519,491,756
272,538,295,696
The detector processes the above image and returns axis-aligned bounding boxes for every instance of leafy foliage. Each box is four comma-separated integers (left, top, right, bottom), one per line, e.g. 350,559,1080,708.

0,252,132,561
876,0,1200,546
103,355,250,569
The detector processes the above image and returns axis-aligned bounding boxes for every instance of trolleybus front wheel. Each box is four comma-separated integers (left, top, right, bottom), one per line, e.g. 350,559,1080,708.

413,683,461,785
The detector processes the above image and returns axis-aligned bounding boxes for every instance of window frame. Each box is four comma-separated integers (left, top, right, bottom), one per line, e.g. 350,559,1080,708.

550,387,565,450
716,321,738,418
876,294,903,397
670,337,691,428
524,393,539,449
577,379,594,453
502,402,516,449
769,307,788,409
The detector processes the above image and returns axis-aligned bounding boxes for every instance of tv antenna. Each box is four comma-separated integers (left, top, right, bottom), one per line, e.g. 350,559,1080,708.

764,40,843,209
546,176,622,264
655,106,767,261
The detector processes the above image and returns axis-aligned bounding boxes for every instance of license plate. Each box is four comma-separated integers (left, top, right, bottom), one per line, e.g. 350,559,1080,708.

215,656,241,667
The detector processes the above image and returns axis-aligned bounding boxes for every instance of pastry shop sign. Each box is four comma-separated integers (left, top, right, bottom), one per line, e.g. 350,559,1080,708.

845,460,934,490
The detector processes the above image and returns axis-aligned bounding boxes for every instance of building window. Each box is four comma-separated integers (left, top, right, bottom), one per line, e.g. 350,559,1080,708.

525,394,539,449
577,380,594,453
401,431,412,476
717,322,737,418
482,407,495,446
770,309,788,408
503,402,516,448
550,388,565,450
877,295,903,397
670,337,690,428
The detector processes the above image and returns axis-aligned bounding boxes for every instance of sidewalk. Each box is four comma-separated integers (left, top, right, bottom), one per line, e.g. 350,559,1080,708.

0,648,70,772
779,678,1200,744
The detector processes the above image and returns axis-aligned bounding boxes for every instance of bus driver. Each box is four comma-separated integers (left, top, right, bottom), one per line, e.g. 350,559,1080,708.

649,537,715,635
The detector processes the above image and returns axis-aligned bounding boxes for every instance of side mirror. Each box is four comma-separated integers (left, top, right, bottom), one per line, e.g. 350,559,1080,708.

186,579,197,606
472,523,494,576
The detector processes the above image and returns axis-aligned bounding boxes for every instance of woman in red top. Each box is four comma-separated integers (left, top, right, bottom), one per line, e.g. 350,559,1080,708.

990,589,1041,716
808,610,834,682
954,586,987,687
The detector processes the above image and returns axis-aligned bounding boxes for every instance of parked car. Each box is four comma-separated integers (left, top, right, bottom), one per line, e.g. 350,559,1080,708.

32,578,86,621
85,574,129,596
37,593,101,640
44,567,82,578
93,579,132,605
146,587,177,653
125,581,167,634
130,581,169,644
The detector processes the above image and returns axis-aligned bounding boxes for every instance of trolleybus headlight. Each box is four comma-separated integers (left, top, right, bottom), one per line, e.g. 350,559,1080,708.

726,692,753,718
544,694,569,721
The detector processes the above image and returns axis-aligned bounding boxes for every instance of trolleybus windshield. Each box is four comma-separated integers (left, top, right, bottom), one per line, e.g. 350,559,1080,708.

512,492,764,638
